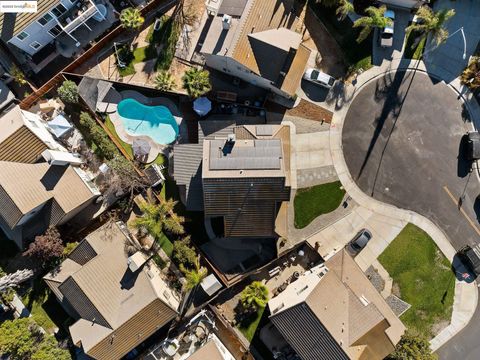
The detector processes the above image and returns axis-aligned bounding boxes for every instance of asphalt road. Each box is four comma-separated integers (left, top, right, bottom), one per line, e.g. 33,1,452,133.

342,70,480,359
343,70,480,249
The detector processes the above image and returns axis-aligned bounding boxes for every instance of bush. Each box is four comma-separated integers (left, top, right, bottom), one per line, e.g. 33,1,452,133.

155,71,175,91
387,331,437,360
79,112,118,160
155,17,180,70
182,67,212,98
172,236,197,269
57,80,79,104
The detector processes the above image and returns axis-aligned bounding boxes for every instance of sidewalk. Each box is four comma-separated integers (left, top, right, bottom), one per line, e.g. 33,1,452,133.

328,59,479,351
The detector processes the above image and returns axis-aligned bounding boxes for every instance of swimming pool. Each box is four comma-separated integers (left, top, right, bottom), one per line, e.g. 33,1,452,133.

117,98,179,145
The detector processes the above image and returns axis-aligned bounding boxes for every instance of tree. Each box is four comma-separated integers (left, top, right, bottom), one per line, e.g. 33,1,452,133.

240,281,269,313
104,156,148,198
461,57,480,89
0,269,34,293
57,80,79,104
10,65,27,85
132,198,185,241
387,331,437,360
173,236,197,269
119,7,144,30
0,319,70,360
405,6,455,47
180,257,207,291
23,228,64,267
62,242,78,258
182,67,212,98
353,5,392,43
155,71,176,91
336,0,354,21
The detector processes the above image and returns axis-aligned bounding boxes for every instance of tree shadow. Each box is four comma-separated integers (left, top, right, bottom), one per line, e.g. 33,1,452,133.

457,134,471,178
451,254,477,283
474,195,480,223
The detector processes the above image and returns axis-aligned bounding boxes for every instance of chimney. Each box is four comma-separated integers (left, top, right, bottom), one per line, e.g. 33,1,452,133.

222,14,232,30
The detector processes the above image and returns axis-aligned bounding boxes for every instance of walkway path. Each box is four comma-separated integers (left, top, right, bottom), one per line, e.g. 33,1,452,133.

329,58,478,352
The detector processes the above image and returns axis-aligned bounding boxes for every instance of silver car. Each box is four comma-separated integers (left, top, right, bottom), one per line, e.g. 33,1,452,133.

303,68,335,89
346,229,372,256
380,9,395,48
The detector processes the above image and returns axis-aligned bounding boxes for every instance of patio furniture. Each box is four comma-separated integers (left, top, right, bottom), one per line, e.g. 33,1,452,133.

269,266,281,278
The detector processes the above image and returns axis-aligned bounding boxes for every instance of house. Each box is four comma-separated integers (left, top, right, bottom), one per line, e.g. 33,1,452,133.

0,0,113,70
268,250,405,360
186,338,235,360
0,160,99,248
201,0,311,100
174,119,291,239
44,221,180,360
0,105,67,163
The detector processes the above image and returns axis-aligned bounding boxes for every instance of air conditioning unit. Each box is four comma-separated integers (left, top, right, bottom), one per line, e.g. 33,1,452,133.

222,14,232,30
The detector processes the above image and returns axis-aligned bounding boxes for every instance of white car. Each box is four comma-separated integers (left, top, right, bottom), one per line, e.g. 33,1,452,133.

380,9,395,48
303,68,335,89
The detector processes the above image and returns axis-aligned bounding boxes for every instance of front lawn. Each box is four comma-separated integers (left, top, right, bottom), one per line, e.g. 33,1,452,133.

237,306,265,342
294,181,345,229
378,224,455,338
310,3,372,75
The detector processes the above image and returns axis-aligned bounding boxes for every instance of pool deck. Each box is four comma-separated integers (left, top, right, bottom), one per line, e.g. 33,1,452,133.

100,90,187,162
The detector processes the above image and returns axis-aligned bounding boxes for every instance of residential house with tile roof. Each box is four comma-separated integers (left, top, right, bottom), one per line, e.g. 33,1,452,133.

0,160,99,247
268,250,405,360
44,221,180,360
201,0,311,100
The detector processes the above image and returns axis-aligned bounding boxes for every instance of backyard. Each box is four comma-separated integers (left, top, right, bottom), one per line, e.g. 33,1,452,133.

294,181,346,228
378,224,455,338
310,3,372,76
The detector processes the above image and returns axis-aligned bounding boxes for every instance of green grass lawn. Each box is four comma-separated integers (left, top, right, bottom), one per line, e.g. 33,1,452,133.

404,31,426,60
237,307,265,342
158,233,174,257
104,116,133,158
310,3,372,75
118,45,158,77
294,181,345,229
378,224,455,338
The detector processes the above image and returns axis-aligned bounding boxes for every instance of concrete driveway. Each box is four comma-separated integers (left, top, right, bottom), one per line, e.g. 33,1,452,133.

342,70,480,250
423,0,480,82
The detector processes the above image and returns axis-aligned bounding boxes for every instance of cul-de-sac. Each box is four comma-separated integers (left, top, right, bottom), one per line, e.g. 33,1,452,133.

0,0,479,359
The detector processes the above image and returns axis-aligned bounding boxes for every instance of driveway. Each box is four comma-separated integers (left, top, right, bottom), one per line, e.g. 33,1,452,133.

342,70,480,251
423,0,480,82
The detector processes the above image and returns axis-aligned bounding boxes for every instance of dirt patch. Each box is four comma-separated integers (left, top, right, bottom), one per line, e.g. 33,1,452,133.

391,282,401,298
265,99,333,123
169,58,191,93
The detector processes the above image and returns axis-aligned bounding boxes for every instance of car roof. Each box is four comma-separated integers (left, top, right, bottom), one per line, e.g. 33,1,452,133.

314,71,333,83
384,9,395,19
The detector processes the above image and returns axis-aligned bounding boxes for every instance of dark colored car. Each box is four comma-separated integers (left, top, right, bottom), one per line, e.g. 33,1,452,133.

346,229,372,256
467,132,480,161
458,245,480,276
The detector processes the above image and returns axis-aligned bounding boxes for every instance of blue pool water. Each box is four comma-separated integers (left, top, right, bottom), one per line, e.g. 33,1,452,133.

117,98,179,145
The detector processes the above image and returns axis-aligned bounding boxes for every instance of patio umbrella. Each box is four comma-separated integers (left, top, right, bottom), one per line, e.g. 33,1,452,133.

132,139,151,157
193,97,212,116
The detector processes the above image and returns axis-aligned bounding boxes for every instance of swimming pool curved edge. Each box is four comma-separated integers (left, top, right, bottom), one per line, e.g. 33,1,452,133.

117,98,179,145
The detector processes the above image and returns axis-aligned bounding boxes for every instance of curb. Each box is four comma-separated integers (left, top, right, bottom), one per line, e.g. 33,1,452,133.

329,61,479,351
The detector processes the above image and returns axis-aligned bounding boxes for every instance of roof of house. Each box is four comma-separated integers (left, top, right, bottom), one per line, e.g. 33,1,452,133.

44,222,178,359
269,250,405,360
0,106,48,163
187,340,225,360
0,0,58,40
0,161,95,228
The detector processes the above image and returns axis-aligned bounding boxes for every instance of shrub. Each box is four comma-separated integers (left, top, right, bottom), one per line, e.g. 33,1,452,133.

182,67,212,98
155,71,175,91
79,112,118,160
10,65,27,85
57,80,79,104
23,227,64,268
172,236,197,269
240,281,269,313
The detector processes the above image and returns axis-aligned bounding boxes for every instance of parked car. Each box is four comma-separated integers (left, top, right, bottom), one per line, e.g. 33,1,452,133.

457,245,480,276
466,131,480,161
346,229,372,256
379,9,395,48
303,68,335,89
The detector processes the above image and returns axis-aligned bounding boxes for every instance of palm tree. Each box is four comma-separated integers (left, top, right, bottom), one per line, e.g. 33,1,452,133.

336,0,354,21
240,281,269,313
353,5,392,43
132,198,185,241
155,71,176,91
180,258,208,291
182,67,212,98
405,6,455,46
119,7,144,31
461,57,480,90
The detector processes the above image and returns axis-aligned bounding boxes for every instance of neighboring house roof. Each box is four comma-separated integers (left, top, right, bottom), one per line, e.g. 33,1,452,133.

0,0,59,40
44,222,179,360
0,106,48,163
0,161,95,228
187,339,225,360
269,250,405,360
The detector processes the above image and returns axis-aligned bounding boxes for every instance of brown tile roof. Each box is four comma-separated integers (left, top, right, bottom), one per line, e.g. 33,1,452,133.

0,0,58,39
187,340,224,360
0,162,94,228
280,44,311,96
45,222,178,359
231,0,301,76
